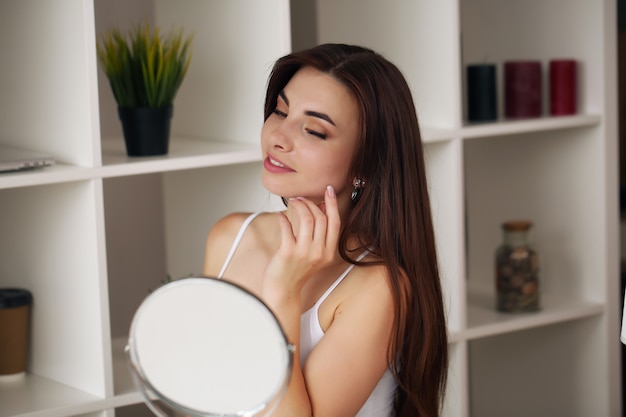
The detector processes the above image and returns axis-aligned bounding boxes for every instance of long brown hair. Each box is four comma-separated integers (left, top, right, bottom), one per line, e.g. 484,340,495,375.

264,44,448,417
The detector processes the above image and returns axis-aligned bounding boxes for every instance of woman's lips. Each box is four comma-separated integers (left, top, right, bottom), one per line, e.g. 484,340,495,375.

263,154,295,173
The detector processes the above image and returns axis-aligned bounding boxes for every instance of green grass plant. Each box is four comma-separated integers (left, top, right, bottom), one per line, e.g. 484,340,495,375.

97,22,193,108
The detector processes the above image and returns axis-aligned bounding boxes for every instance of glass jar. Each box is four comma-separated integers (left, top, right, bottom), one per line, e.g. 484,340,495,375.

494,220,540,312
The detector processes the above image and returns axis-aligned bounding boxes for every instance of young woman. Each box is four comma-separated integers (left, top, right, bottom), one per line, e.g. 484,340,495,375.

204,44,448,417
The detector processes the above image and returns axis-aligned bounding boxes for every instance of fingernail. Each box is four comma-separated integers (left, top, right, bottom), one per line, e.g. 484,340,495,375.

327,185,335,198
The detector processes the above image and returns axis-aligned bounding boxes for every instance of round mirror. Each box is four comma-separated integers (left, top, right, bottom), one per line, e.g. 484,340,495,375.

126,277,293,417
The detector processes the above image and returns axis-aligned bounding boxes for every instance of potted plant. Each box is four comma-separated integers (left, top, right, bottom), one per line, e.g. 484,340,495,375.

97,22,193,156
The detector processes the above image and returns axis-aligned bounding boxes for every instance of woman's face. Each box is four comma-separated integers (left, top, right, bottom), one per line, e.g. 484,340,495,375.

261,67,360,207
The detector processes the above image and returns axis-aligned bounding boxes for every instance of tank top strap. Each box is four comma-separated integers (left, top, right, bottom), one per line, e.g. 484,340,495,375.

312,250,369,310
217,212,262,279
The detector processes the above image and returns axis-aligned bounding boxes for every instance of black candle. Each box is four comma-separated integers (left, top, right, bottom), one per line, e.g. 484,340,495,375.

467,64,497,122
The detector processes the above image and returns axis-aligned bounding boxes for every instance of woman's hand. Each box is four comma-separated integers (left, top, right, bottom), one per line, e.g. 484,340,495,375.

260,185,341,416
263,185,341,296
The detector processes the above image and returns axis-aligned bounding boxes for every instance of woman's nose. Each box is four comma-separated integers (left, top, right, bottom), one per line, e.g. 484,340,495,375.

269,121,295,151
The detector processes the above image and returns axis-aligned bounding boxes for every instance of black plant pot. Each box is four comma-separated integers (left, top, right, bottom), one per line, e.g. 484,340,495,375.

118,106,173,157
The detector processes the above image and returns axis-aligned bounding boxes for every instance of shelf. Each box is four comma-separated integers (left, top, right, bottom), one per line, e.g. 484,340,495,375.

421,127,461,143
420,114,601,144
0,164,94,191
448,285,605,343
0,374,103,417
99,137,262,178
1,112,598,190
461,114,602,140
0,138,263,191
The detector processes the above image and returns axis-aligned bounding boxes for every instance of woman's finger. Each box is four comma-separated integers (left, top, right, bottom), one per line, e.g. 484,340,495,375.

293,197,328,247
275,211,296,249
288,198,315,243
324,185,341,249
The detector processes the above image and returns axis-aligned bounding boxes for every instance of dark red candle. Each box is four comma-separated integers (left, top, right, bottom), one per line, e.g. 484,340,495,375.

550,59,577,116
504,61,542,119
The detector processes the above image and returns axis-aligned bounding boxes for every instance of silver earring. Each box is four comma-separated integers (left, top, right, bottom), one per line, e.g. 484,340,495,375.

351,178,365,201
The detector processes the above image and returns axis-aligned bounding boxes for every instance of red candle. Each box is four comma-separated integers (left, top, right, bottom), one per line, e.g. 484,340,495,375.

550,59,577,116
504,61,542,119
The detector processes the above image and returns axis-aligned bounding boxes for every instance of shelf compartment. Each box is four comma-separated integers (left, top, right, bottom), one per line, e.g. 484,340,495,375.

468,317,608,416
0,0,99,167
96,0,291,158
0,182,110,403
461,0,606,123
464,128,608,308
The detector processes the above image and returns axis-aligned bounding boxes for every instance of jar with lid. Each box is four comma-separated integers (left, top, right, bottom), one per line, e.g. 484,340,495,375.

494,220,540,312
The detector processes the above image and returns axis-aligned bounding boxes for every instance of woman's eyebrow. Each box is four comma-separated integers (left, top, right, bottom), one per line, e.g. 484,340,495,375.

278,90,336,126
305,110,336,126
279,90,289,105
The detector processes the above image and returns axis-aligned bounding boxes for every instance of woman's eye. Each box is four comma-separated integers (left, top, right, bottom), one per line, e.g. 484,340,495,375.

306,129,327,140
272,109,287,118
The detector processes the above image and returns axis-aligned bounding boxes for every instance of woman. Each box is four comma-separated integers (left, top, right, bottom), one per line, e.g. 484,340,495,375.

204,43,448,417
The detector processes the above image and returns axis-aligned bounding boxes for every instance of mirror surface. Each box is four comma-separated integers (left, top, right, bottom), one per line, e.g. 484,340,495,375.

127,277,293,416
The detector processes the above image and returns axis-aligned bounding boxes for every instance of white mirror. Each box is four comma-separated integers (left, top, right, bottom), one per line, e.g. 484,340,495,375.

126,277,294,417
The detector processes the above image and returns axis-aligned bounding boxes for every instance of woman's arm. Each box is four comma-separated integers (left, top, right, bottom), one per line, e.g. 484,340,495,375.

267,260,395,417
303,267,395,416
261,187,341,416
261,186,395,417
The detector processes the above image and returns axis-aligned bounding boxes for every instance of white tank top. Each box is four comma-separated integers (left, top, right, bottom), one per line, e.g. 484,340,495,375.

218,212,396,417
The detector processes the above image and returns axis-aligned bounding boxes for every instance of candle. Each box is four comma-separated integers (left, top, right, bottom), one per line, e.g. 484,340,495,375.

550,59,577,116
504,61,542,119
467,64,497,122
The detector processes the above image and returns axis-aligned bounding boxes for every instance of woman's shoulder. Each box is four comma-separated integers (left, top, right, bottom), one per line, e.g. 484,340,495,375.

354,262,394,297
206,212,248,246
333,259,396,315
207,212,277,245
212,211,253,233
204,212,276,276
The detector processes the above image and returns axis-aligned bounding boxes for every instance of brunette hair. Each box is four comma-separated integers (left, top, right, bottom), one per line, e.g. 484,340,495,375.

264,44,448,417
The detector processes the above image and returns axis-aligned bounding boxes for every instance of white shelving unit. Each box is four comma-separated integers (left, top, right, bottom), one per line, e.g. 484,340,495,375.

306,0,620,416
0,1,289,416
0,0,619,416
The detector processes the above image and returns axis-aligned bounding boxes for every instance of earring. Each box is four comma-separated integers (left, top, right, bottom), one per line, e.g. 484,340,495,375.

351,178,365,201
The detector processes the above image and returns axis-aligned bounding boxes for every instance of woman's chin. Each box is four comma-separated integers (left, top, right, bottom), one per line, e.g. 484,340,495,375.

261,179,284,197
262,178,295,199
261,178,327,203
